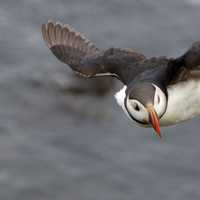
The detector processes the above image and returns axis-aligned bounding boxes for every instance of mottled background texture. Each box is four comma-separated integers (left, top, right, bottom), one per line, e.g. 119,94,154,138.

0,0,200,199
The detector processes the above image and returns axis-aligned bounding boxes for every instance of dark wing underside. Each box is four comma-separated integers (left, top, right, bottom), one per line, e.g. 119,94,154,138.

169,42,200,84
42,21,146,84
41,21,99,76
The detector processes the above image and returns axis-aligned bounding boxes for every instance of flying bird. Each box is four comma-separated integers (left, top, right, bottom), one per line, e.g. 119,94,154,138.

41,21,200,138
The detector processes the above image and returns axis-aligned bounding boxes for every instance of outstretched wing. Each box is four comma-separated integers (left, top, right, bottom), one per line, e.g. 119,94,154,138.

42,21,99,77
169,42,200,84
42,21,146,84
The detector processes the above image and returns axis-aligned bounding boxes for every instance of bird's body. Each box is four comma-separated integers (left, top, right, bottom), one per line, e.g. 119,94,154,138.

115,79,200,127
161,79,200,126
41,21,200,137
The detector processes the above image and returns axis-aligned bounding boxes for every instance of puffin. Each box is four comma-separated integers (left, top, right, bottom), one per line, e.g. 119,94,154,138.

41,21,200,138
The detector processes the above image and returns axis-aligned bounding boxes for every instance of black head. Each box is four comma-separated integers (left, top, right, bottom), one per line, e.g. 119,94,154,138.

125,82,168,137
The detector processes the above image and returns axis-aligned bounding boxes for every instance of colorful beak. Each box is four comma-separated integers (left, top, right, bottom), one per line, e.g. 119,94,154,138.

147,105,161,138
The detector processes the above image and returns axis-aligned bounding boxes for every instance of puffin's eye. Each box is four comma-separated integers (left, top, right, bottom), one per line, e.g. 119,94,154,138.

134,104,140,111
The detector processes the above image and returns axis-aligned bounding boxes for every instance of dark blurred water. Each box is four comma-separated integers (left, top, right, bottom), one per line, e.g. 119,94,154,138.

1,0,200,199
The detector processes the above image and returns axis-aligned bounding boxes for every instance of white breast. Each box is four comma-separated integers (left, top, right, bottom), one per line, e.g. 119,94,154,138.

115,80,200,127
160,80,200,126
114,86,129,117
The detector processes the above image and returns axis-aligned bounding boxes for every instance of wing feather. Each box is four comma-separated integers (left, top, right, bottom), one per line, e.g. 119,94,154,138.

168,42,200,84
42,21,146,83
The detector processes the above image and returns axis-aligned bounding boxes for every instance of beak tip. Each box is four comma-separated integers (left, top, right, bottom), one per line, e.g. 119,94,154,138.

147,105,161,138
155,126,161,138
156,131,162,138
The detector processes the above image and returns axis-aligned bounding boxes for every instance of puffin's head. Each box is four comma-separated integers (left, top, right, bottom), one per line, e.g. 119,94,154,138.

125,82,167,137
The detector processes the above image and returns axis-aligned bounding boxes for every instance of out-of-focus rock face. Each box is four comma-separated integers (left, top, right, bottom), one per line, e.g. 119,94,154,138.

58,74,114,96
1,0,200,200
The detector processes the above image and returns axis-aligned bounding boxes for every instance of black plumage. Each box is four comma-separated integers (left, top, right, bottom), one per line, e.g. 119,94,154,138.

42,21,200,88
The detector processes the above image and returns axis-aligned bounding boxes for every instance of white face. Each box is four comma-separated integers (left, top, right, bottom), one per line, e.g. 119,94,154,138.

126,84,167,123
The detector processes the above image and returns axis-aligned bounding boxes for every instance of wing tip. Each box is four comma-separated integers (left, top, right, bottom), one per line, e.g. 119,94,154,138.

41,20,99,55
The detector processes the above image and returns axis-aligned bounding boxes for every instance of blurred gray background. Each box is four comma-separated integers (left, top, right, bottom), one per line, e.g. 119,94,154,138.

0,0,200,199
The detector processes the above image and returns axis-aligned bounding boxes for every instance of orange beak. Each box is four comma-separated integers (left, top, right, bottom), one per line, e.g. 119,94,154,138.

147,105,161,138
